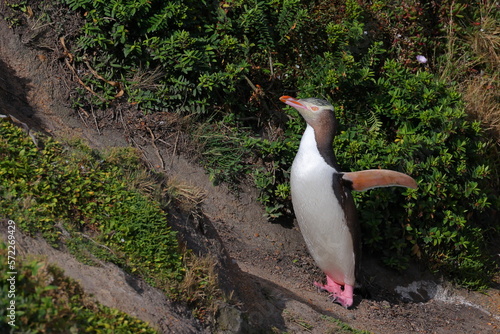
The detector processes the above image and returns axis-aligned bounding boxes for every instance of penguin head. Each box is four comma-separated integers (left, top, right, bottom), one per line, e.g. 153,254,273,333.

280,96,335,128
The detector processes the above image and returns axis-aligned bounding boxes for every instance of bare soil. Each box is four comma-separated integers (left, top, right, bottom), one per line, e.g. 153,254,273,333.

0,13,499,334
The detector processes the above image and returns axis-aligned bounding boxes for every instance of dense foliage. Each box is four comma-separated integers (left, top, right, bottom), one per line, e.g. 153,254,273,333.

260,1,498,286
0,243,157,333
0,120,184,285
60,0,307,115
0,118,224,323
2,0,498,288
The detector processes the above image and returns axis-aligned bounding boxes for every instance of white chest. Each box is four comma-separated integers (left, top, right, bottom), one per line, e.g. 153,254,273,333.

290,125,356,285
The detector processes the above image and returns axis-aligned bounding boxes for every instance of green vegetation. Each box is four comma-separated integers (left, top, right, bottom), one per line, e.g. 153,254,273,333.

59,0,307,115
297,38,497,282
0,120,184,285
2,0,499,290
321,314,372,334
0,119,223,324
0,242,157,333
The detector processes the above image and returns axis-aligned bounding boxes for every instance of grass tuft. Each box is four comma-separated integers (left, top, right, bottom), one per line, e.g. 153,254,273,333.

165,177,206,211
462,74,500,140
174,253,224,322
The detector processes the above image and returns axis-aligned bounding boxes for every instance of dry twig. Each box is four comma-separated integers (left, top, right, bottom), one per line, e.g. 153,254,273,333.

147,126,165,170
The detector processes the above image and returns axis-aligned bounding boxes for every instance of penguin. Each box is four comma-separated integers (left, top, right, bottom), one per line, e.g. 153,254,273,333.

280,96,417,308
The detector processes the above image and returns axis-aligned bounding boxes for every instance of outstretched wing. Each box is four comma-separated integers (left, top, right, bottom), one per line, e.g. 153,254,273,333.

342,170,417,191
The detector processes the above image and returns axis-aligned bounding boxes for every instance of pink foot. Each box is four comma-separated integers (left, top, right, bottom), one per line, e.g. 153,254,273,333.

313,276,354,308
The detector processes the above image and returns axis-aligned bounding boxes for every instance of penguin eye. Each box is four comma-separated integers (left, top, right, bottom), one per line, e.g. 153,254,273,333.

311,106,319,111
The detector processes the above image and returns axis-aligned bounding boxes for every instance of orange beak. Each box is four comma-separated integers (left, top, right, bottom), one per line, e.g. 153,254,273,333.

280,96,306,109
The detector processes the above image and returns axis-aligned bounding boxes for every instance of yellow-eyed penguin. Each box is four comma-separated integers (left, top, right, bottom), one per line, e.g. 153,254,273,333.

280,96,417,308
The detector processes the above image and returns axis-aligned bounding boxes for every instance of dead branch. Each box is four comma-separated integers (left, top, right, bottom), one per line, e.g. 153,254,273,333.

147,126,165,170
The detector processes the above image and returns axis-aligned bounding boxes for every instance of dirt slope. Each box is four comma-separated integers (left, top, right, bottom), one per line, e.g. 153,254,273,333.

0,16,499,334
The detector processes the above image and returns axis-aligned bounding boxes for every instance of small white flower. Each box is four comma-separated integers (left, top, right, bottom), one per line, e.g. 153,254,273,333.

416,55,428,64
121,238,125,243
295,64,300,69
363,31,368,35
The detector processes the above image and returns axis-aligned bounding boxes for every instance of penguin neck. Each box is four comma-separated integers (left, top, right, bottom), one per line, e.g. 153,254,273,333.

302,124,338,168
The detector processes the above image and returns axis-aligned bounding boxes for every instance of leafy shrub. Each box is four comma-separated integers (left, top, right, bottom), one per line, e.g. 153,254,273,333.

278,12,498,287
0,119,183,285
190,0,497,287
60,0,308,115
0,243,157,333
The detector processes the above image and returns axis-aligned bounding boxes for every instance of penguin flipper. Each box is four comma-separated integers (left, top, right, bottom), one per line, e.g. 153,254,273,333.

342,170,417,191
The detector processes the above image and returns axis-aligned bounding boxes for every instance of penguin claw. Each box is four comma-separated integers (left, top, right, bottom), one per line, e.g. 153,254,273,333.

313,279,354,308
328,294,342,306
313,281,328,292
322,290,352,308
329,294,353,309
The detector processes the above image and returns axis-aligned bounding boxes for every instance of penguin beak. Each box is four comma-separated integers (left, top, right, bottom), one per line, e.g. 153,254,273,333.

280,96,306,109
